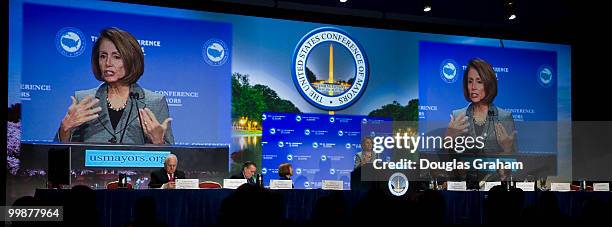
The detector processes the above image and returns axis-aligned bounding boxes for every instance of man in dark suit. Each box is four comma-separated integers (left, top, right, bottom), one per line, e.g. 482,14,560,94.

230,161,259,185
149,154,185,189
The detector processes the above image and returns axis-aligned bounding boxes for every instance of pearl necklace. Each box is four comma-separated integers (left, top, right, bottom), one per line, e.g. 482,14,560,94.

107,96,127,111
473,112,487,126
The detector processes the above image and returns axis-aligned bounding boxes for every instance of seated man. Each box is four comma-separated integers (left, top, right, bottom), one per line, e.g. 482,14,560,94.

149,154,185,189
230,161,259,185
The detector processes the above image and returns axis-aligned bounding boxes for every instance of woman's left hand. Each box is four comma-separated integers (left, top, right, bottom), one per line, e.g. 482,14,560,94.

139,108,172,144
495,123,516,153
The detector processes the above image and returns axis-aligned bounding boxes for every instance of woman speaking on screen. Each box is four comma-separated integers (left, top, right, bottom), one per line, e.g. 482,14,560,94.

56,27,174,144
446,58,516,154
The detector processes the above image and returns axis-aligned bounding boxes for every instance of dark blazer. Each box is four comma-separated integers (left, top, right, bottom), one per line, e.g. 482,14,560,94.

148,168,186,188
55,83,174,144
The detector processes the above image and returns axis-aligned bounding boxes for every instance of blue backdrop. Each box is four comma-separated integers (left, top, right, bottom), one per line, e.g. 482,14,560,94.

261,112,389,189
19,3,232,145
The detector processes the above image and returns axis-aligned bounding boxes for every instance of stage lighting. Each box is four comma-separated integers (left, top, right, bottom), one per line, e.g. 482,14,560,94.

423,0,432,12
505,0,517,21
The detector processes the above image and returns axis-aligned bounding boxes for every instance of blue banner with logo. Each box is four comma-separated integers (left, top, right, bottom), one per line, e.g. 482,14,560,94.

418,41,558,154
19,3,232,145
261,112,389,189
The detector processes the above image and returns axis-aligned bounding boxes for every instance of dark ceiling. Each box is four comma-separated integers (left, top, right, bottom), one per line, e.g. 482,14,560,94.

118,0,577,44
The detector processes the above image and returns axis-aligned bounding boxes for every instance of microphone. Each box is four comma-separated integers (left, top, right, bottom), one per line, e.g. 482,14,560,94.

96,95,118,143
487,108,498,138
487,109,496,118
118,93,136,144
130,92,147,144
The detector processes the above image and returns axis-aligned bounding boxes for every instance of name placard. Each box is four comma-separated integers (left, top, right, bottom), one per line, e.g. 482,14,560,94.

551,183,571,192
223,179,247,189
593,183,610,191
270,180,293,189
483,182,502,191
447,181,467,191
175,179,199,189
321,180,343,190
515,182,535,191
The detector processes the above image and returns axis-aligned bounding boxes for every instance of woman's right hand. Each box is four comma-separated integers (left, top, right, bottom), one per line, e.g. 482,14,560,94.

446,113,469,138
59,95,101,141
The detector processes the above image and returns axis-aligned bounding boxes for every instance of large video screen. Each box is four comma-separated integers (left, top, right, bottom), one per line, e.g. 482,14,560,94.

8,0,571,202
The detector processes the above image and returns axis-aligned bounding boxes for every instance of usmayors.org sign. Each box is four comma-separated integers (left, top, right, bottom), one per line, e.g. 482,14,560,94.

85,150,170,168
292,27,369,110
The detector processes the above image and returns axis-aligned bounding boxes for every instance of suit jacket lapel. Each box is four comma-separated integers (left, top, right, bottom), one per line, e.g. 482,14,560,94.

161,169,169,183
94,84,115,137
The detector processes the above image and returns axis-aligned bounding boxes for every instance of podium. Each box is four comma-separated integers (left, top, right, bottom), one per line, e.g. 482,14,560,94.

20,142,229,188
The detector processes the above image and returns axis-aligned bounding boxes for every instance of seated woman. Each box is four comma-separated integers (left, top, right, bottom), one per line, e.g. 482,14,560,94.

278,163,294,188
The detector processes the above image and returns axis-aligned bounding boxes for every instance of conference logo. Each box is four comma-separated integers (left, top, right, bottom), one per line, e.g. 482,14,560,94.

388,172,409,196
304,181,310,188
269,128,276,135
312,142,319,149
203,38,229,66
362,118,368,124
320,155,327,161
329,117,335,123
295,115,302,122
345,143,352,149
55,27,86,57
329,168,336,175
261,168,267,175
338,130,344,136
292,27,369,110
440,59,459,83
537,65,554,88
278,141,285,148
262,114,267,121
304,129,311,136
286,154,293,161
295,168,302,175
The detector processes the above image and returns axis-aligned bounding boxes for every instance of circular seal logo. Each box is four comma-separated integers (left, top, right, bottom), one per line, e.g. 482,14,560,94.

304,181,310,188
304,129,311,136
345,143,352,149
269,128,276,135
329,168,336,175
278,141,285,148
337,130,344,136
440,59,459,83
388,172,409,196
537,65,554,88
292,27,369,110
329,117,335,123
295,115,302,122
320,155,327,161
55,27,85,57
286,154,293,161
203,38,229,66
295,168,302,175
312,142,319,149
262,114,267,121
261,168,267,175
